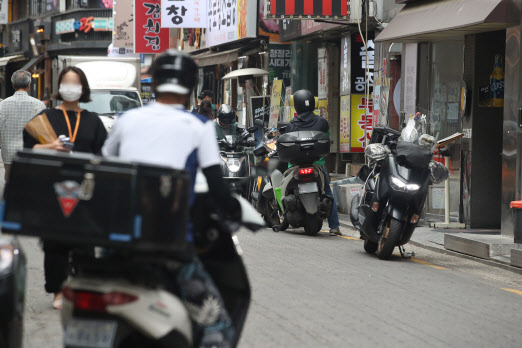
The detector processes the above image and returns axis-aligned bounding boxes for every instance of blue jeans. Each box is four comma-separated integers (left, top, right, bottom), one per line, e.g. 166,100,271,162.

321,166,340,229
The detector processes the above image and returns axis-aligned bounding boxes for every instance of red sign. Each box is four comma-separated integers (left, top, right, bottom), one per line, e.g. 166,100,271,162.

268,0,348,19
135,0,170,53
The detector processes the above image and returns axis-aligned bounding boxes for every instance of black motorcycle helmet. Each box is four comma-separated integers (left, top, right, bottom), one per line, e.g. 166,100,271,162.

293,90,315,114
217,104,236,125
148,50,198,95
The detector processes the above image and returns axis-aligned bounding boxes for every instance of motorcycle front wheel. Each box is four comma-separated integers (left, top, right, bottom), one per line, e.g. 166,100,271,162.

264,198,282,227
376,218,402,260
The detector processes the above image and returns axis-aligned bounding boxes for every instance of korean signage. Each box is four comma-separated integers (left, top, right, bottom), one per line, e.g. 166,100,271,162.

318,48,328,99
135,0,169,53
268,44,291,88
141,82,156,104
206,0,238,47
113,0,134,49
11,29,21,51
269,80,283,128
340,34,350,96
161,0,207,28
351,32,375,94
56,17,113,35
340,95,351,153
350,95,374,153
267,0,348,19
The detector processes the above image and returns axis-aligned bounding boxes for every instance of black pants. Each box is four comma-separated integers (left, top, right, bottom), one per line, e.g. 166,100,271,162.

43,241,69,294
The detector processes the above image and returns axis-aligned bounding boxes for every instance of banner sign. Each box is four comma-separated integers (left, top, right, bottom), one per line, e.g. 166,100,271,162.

113,0,134,49
318,48,328,99
268,43,291,88
206,0,238,47
351,32,375,94
135,0,170,53
350,95,374,153
340,34,350,96
267,0,348,19
250,96,271,124
161,0,207,28
340,95,351,153
269,80,283,128
56,17,113,35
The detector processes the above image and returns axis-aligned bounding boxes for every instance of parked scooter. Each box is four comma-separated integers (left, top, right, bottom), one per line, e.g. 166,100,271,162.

218,128,256,199
265,130,333,236
250,121,288,227
350,109,450,260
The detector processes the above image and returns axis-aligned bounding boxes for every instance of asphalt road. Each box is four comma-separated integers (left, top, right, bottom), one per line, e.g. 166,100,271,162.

17,225,522,348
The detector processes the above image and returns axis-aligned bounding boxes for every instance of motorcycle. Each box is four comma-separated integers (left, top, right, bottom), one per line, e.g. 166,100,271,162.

350,109,450,260
218,128,256,199
250,122,288,227
266,130,333,236
1,151,265,348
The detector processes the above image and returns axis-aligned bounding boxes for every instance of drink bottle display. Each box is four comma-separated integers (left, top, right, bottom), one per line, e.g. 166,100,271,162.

490,54,505,107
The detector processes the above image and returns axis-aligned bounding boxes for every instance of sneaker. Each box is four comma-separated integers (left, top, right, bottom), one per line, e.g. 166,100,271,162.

329,227,342,236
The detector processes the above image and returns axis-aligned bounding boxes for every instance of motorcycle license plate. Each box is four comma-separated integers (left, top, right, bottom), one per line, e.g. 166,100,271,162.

64,319,117,348
299,182,318,194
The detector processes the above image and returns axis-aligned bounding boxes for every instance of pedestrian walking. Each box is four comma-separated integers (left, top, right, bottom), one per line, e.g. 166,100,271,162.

23,66,108,310
0,70,45,181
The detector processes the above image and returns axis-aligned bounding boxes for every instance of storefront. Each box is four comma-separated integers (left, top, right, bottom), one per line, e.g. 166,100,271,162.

375,0,518,228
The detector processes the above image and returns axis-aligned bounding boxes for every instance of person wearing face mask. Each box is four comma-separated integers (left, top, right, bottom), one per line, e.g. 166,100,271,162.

23,66,108,310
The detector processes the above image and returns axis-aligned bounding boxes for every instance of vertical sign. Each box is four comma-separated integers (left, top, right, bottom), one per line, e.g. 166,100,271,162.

268,43,291,88
135,0,170,53
206,0,238,47
340,34,350,96
0,0,7,24
113,0,134,49
351,32,375,94
161,0,207,28
340,95,351,153
269,80,283,128
404,43,418,118
318,48,328,99
350,95,374,152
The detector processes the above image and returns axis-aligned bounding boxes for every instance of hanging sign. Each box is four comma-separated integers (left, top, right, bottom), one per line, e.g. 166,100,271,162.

267,0,348,19
340,95,351,153
161,0,207,28
351,32,375,94
350,94,374,153
318,48,328,99
269,80,283,129
340,34,351,96
268,44,291,88
135,0,170,53
113,0,134,49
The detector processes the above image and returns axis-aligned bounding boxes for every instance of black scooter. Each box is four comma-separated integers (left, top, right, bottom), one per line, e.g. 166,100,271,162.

351,121,449,260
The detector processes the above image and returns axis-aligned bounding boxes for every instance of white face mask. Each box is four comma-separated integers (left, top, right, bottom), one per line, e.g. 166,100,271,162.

59,84,83,102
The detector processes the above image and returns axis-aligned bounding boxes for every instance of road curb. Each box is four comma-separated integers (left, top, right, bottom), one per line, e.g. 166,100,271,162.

338,220,522,276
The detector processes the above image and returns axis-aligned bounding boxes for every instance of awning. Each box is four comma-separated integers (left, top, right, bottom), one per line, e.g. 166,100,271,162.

0,55,25,67
375,0,519,42
21,56,44,71
194,48,239,67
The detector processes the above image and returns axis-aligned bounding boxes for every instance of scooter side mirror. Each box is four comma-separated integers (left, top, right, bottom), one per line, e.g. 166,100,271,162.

357,165,370,182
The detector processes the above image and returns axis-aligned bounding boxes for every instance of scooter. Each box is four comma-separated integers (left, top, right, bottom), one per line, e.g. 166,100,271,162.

250,122,288,227
266,130,333,236
350,110,450,260
218,128,256,199
61,172,265,348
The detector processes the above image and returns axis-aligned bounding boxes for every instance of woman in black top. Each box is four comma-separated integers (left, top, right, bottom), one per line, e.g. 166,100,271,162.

23,66,107,309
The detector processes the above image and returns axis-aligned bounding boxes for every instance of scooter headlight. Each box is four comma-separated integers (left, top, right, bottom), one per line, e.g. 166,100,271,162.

390,176,420,192
226,158,242,173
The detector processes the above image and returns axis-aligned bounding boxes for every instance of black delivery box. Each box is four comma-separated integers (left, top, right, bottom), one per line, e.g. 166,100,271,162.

277,131,330,164
1,150,191,251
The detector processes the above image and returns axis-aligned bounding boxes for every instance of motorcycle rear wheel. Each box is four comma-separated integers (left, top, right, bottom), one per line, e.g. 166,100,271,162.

376,218,402,260
264,198,282,227
304,215,323,236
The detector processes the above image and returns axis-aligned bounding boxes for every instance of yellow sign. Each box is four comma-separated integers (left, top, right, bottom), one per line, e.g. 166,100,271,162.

318,99,328,121
269,80,283,128
350,94,373,153
340,95,350,153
